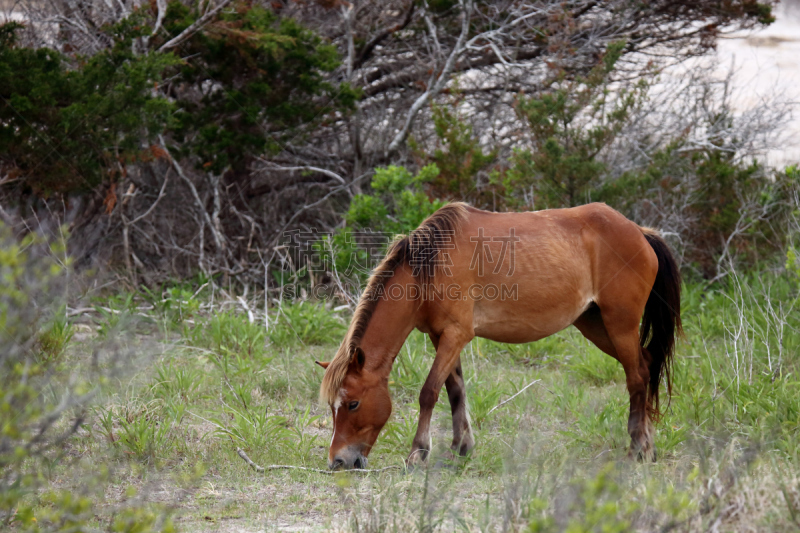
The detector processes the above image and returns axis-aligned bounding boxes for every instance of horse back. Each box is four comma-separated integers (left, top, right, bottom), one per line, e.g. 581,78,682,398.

421,203,656,343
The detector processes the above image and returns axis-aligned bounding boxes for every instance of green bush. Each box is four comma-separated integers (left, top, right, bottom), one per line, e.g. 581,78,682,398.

495,41,644,210
0,1,356,195
0,224,175,532
326,164,444,283
163,1,357,175
0,19,176,194
410,100,498,205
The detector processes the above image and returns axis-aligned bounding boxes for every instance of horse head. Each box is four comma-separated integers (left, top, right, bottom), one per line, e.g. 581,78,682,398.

317,347,392,470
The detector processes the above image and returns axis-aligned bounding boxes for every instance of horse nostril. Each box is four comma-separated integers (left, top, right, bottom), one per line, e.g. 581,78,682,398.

331,458,345,470
353,456,367,469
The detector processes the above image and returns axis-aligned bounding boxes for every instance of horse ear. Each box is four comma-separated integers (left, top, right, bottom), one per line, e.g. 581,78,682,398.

350,347,365,372
315,361,330,369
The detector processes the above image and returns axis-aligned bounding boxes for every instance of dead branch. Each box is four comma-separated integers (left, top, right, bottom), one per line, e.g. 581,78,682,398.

487,379,541,416
158,0,233,52
235,448,403,475
387,0,473,153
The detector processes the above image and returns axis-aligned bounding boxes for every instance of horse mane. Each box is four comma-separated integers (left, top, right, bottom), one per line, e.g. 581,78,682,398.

320,202,469,404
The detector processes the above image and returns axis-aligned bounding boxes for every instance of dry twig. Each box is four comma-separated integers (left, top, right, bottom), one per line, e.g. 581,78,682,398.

487,379,541,416
235,448,404,475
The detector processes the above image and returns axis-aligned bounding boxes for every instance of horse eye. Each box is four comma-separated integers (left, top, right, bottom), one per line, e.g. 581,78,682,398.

348,401,359,411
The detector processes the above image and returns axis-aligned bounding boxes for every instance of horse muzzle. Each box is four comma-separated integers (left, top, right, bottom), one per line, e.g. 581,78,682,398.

329,449,368,470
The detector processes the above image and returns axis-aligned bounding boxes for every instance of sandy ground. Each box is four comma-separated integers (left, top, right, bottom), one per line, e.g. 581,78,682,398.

714,0,800,166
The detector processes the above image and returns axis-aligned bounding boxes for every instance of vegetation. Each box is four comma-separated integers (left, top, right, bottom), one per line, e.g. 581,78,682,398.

329,163,445,284
162,1,357,176
0,3,353,195
0,227,178,532
0,19,176,194
496,41,645,210
1,0,798,531
0,0,780,280
3,260,797,531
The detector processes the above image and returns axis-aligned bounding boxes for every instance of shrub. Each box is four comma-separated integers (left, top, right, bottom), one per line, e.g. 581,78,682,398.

0,20,176,194
162,1,357,175
410,100,498,206
0,224,176,531
496,41,646,210
323,164,445,285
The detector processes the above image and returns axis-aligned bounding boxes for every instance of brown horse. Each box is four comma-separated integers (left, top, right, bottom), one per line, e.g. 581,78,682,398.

317,202,681,469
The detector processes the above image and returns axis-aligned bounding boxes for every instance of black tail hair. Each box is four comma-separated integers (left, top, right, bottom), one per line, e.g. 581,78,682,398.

640,229,683,421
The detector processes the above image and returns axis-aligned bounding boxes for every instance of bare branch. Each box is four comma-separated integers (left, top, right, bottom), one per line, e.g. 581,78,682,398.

128,168,170,226
151,0,167,38
387,0,473,153
236,448,403,474
353,1,415,70
487,379,541,416
257,161,346,186
158,0,232,52
159,135,224,252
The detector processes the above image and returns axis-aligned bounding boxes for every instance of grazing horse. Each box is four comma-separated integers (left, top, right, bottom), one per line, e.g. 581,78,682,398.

317,202,681,469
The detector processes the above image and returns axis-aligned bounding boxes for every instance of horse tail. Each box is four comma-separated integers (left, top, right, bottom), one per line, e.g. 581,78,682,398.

639,228,683,421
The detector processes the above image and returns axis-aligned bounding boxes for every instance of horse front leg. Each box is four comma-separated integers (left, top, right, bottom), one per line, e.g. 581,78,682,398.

409,330,471,467
429,335,475,458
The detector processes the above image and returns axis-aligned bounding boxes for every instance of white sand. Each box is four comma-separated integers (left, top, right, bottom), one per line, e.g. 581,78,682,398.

715,1,800,166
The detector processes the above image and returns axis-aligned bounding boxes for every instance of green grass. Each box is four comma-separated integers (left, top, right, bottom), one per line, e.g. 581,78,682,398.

34,270,800,531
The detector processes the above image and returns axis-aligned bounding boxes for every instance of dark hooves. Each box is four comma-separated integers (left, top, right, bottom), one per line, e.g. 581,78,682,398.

634,448,657,463
405,448,429,473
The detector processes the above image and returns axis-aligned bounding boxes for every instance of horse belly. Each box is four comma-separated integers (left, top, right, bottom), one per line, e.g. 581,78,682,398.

456,209,595,344
469,246,594,343
472,293,589,344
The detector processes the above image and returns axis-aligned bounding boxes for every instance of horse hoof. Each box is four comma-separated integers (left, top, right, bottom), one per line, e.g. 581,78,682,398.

631,447,657,463
406,448,429,471
451,441,473,457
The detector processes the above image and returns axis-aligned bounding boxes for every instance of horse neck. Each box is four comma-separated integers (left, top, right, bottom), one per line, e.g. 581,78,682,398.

358,267,418,378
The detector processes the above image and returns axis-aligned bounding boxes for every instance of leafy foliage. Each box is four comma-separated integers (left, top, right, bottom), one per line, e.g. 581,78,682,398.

411,101,498,205
497,41,645,209
329,164,445,280
0,1,356,195
0,19,176,195
163,1,357,174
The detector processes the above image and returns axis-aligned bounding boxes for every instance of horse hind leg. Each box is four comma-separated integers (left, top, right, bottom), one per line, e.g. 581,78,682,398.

574,305,655,461
638,346,656,459
444,356,474,456
605,314,654,461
